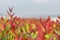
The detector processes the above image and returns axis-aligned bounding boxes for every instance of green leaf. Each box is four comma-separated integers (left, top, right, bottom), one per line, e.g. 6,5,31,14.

23,33,26,38
2,35,7,40
8,31,14,40
45,34,52,40
5,24,11,31
21,27,26,33
25,23,30,33
17,29,21,36
31,32,38,39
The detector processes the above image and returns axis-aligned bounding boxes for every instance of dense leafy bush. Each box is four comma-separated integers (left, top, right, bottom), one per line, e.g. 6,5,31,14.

0,8,60,40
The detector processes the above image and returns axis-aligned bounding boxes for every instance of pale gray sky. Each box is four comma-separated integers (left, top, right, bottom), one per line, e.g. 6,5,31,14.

0,0,60,18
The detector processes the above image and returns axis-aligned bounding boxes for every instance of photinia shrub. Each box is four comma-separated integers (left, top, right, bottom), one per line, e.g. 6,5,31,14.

0,8,60,40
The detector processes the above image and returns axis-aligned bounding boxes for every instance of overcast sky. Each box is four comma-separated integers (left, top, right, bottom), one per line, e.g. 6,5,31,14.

0,0,60,18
